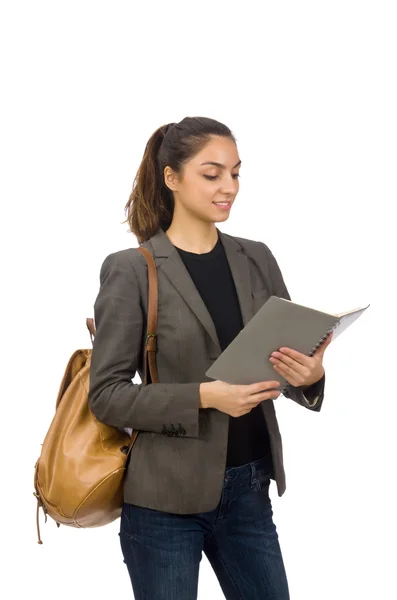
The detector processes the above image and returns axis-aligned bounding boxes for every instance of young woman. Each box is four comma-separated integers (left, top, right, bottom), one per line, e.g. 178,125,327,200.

88,116,330,600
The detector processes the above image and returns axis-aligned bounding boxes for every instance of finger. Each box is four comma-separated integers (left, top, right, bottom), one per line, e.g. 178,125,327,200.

248,388,281,403
270,352,308,370
242,381,281,395
275,347,312,366
272,364,301,387
272,360,308,385
270,355,310,379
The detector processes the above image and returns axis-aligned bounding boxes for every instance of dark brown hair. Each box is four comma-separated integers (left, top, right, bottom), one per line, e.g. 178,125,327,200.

122,116,236,243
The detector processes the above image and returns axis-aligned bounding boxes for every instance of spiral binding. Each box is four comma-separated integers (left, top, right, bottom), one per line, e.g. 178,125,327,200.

280,319,338,394
309,319,339,357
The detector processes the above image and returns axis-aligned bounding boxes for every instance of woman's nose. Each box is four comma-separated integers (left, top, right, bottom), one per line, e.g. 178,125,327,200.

220,176,239,195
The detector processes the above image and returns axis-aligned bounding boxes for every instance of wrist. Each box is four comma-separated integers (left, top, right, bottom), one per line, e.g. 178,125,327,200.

199,382,212,409
303,369,325,389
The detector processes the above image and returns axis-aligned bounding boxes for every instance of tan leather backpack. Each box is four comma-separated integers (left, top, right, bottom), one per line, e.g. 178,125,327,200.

33,247,159,544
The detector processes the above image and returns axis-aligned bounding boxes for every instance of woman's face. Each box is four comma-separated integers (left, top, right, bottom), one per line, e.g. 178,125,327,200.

165,135,241,224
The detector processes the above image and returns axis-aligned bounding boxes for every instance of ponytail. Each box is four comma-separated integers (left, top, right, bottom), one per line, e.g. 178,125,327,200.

122,124,175,244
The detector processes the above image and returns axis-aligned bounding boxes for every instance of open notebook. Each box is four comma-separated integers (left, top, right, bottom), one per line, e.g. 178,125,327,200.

205,296,369,390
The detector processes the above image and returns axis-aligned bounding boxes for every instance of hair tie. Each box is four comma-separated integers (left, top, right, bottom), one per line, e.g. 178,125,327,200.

163,122,176,136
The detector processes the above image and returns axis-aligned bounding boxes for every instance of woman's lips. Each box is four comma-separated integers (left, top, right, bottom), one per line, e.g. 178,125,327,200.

213,202,232,210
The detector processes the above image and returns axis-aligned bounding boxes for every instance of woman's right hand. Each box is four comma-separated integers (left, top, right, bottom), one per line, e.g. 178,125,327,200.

199,380,281,417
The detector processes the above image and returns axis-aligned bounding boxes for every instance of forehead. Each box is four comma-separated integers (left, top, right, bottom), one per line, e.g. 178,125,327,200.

189,136,240,167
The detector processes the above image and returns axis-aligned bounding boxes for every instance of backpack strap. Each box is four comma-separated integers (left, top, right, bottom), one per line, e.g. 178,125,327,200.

85,247,159,385
136,247,159,385
86,317,95,344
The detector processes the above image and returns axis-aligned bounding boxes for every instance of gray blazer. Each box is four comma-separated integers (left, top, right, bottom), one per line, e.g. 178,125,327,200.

88,227,325,513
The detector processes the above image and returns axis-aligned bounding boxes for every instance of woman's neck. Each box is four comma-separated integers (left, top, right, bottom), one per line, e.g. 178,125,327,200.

165,220,219,254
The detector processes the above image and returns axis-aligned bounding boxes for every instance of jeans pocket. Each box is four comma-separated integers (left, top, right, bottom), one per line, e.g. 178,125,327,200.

251,462,273,493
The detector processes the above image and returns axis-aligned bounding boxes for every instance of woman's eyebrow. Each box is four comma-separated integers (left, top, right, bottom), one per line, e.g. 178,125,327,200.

200,160,242,169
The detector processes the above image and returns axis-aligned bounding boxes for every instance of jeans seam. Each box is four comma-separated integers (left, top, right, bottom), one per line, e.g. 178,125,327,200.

211,547,245,600
120,505,145,599
205,485,226,545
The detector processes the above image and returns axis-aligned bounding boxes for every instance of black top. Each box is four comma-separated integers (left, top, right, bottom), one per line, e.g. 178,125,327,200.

174,235,271,468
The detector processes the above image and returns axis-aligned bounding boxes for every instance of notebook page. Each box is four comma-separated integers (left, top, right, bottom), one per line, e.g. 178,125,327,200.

332,305,369,341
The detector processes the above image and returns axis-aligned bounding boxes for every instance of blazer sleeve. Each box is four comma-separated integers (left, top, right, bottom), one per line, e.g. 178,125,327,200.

87,251,201,436
261,242,326,412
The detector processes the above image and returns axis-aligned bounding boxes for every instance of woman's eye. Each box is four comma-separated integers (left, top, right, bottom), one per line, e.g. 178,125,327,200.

203,174,240,181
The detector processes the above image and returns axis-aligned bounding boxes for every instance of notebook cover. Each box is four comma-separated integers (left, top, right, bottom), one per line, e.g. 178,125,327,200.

205,296,365,386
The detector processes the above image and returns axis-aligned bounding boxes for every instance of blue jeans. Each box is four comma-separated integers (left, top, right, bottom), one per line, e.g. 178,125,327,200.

119,454,290,599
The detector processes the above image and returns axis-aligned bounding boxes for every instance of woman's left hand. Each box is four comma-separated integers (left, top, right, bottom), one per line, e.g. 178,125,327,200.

269,332,333,388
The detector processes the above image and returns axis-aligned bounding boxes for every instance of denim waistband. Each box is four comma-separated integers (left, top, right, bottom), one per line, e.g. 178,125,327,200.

224,453,274,485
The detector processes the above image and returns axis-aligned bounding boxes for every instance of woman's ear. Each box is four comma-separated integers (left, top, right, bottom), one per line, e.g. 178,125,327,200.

164,166,179,192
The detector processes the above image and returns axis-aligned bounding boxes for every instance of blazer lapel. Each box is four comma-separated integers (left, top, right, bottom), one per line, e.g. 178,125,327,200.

217,229,254,328
144,228,254,353
145,229,221,351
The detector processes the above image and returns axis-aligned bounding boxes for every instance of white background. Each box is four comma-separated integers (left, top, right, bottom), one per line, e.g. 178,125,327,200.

1,1,396,598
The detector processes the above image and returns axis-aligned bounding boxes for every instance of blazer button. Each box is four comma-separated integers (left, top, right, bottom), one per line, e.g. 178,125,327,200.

176,423,186,436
